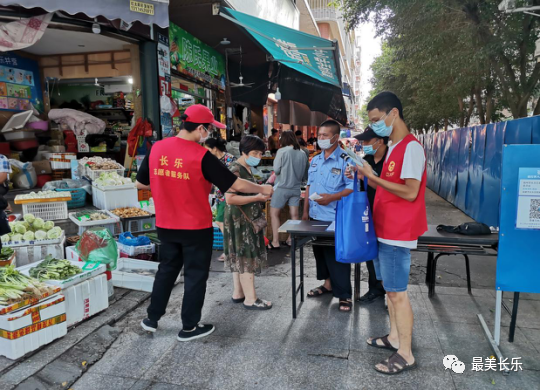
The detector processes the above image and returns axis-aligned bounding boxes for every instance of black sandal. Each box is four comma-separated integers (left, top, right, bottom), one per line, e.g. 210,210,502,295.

339,299,352,312
267,243,280,250
367,335,398,352
375,352,417,375
307,285,332,298
243,298,272,310
231,297,245,304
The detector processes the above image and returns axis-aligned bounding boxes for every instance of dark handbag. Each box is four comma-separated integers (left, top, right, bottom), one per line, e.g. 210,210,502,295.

236,205,267,234
437,222,492,235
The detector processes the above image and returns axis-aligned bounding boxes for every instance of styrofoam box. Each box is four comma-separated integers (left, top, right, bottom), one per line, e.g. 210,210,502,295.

0,294,67,360
62,273,108,327
17,259,106,289
66,246,116,297
68,210,123,236
112,258,158,292
4,130,36,141
11,237,65,267
44,153,77,170
92,186,138,210
117,242,155,256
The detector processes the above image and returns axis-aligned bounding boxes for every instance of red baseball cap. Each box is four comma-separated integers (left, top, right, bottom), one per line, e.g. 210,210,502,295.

184,104,226,129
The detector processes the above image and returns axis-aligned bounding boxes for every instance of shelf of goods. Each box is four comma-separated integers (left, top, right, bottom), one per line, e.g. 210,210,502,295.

91,184,138,210
68,210,123,236
6,235,66,267
18,260,108,327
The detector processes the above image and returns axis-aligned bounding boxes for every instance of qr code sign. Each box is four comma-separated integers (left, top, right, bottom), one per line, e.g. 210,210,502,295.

529,198,540,221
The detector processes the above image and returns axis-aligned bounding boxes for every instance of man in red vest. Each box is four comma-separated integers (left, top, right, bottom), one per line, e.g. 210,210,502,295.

136,105,273,342
354,92,427,374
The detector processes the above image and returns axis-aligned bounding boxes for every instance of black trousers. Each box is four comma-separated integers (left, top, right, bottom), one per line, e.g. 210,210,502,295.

366,260,385,294
147,228,213,330
313,242,352,300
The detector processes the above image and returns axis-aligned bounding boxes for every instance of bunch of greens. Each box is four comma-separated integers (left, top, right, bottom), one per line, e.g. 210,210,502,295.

0,265,55,306
29,255,82,281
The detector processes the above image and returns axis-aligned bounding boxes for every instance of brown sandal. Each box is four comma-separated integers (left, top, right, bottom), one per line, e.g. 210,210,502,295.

367,335,398,352
374,352,417,375
339,299,352,312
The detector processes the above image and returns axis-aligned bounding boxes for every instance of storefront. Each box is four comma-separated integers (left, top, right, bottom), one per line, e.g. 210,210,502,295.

0,2,167,166
161,23,227,139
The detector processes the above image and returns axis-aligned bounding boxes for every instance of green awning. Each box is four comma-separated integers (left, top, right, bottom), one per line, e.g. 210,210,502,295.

220,7,341,88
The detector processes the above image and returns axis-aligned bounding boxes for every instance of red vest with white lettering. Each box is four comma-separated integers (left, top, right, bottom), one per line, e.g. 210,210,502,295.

373,133,428,241
149,137,212,230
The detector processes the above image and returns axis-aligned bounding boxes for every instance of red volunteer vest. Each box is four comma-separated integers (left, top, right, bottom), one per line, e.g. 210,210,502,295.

149,137,212,230
373,133,428,241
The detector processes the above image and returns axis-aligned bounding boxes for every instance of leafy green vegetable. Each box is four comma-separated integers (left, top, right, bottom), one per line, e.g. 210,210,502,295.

23,213,35,224
29,255,82,281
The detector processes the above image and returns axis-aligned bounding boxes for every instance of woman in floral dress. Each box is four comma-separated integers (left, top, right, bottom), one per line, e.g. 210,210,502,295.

204,138,236,261
224,135,272,310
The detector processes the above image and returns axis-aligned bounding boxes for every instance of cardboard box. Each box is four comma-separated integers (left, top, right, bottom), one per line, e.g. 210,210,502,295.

31,160,52,175
0,294,67,360
63,274,108,327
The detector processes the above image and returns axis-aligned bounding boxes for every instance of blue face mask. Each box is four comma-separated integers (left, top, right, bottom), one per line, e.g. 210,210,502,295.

363,143,379,155
370,111,395,137
246,156,261,167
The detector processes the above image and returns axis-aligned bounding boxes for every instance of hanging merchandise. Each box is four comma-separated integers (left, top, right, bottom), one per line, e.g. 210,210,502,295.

127,118,152,157
0,14,53,52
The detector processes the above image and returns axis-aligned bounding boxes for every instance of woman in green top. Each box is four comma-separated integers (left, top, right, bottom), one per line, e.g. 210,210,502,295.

204,138,236,262
224,135,272,310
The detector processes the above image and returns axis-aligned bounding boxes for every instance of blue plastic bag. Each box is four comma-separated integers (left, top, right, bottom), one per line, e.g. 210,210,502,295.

335,172,378,263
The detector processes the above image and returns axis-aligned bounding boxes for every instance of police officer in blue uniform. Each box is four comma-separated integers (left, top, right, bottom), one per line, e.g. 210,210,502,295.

302,120,354,312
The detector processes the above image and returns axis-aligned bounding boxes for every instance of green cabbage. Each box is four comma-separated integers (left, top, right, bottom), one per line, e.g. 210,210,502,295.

23,231,35,241
13,223,26,234
23,213,35,224
34,230,47,240
46,229,60,239
1,234,9,243
53,226,62,235
33,218,45,230
43,221,55,231
11,234,22,242
21,221,30,231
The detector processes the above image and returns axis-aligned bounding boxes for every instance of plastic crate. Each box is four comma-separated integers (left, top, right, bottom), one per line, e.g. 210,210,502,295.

68,210,123,236
56,188,86,209
85,167,125,182
213,227,224,250
117,242,155,256
121,217,156,233
22,201,68,221
91,186,138,210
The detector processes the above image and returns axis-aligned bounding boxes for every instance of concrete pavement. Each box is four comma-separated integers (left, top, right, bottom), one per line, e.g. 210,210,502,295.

0,189,538,390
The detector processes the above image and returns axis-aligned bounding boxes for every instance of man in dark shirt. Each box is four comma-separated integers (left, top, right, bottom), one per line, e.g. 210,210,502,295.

354,128,389,303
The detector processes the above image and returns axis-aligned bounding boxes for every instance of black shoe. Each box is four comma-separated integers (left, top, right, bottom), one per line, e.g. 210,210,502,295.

141,318,158,332
177,323,215,342
359,291,385,304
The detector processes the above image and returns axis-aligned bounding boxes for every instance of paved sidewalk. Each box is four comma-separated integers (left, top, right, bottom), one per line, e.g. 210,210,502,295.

65,273,538,390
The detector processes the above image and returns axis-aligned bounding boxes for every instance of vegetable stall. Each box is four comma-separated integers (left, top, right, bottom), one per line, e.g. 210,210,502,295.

0,152,159,361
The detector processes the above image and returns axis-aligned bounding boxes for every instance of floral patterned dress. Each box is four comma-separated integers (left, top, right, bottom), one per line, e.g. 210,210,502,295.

223,162,267,274
215,153,236,206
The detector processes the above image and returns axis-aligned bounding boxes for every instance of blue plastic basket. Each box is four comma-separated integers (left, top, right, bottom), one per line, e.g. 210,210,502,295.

213,227,224,250
56,188,86,209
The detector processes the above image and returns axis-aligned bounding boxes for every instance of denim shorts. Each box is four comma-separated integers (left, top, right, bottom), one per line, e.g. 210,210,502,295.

373,242,411,292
